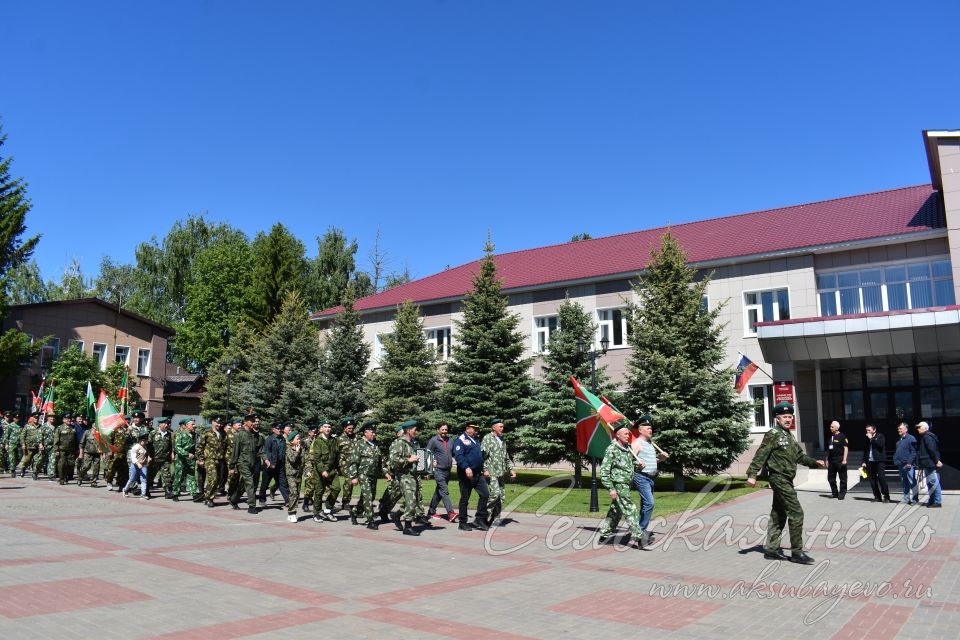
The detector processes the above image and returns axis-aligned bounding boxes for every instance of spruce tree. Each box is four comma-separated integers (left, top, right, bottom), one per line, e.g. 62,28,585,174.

201,321,257,419
316,287,370,422
366,300,443,450
624,233,751,491
516,298,609,487
239,292,325,425
443,240,531,432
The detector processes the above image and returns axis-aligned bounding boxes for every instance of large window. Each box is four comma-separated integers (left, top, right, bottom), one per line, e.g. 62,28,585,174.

68,339,84,353
749,384,774,431
374,333,392,367
597,308,629,348
533,315,559,353
137,348,151,376
425,327,452,360
115,345,130,366
817,258,955,316
744,288,790,335
39,337,60,368
92,343,107,370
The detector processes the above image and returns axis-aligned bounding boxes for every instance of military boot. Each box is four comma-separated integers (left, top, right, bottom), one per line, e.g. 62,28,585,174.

32,472,38,481
90,481,98,488
349,510,358,526
164,489,173,499
402,521,420,536
390,511,403,531
205,500,215,508
171,494,180,502
192,494,204,503
366,521,379,530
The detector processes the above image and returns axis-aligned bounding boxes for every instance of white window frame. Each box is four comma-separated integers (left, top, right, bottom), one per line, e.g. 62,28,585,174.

68,339,84,353
137,348,151,376
40,337,60,368
533,315,559,354
425,327,452,361
92,343,108,370
374,333,392,367
743,287,790,337
115,345,130,366
596,307,630,349
749,383,774,433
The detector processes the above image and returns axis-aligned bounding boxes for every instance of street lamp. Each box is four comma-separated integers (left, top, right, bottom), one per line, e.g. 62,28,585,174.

578,335,610,512
220,361,238,417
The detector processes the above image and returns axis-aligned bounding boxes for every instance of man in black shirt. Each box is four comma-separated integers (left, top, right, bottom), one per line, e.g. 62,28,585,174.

824,421,848,500
861,424,890,503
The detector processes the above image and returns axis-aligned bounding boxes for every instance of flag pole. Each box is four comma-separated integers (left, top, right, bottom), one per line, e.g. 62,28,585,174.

737,351,773,379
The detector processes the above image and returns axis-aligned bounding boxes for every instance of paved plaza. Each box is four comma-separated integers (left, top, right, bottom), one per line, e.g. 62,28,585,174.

0,475,957,640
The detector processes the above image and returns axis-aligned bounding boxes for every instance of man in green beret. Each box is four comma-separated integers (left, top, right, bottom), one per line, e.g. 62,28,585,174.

229,415,260,514
746,402,825,564
173,418,200,501
348,420,388,529
377,424,405,523
332,417,357,512
53,413,79,485
308,421,339,522
481,418,515,527
387,420,426,536
597,424,645,548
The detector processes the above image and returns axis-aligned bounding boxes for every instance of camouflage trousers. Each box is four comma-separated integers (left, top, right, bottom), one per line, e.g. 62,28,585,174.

104,453,129,487
397,473,424,521
332,474,355,508
47,449,57,476
18,448,38,474
378,477,402,516
766,475,805,553
352,476,378,523
313,471,342,512
79,454,101,484
34,449,49,475
486,474,508,511
56,451,77,483
203,460,222,501
597,483,643,539
173,455,198,496
148,459,173,491
7,445,22,472
286,469,302,514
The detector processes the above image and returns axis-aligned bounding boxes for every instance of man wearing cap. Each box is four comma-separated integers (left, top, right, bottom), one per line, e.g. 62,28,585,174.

453,423,490,531
147,418,175,498
173,418,200,502
300,424,318,512
257,422,289,509
39,413,57,480
78,416,103,487
630,415,668,547
332,417,357,512
349,420,386,529
377,426,405,522
824,421,849,500
916,421,942,508
3,411,24,477
482,418,516,527
0,411,9,473
104,420,131,490
308,422,339,522
388,420,426,536
18,412,41,478
53,413,79,485
597,424,646,548
746,402,825,564
224,418,242,497
198,416,228,507
284,428,306,522
230,415,260,514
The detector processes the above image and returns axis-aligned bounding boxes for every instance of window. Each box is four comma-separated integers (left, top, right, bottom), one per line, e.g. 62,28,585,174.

40,337,60,368
67,339,84,353
816,258,955,316
743,288,790,335
533,315,559,353
92,343,107,370
700,295,709,314
374,333,392,367
425,327,452,360
749,384,774,431
115,345,130,366
597,308,630,348
137,348,151,376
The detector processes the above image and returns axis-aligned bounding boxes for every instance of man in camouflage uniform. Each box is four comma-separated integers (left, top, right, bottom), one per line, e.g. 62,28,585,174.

148,417,175,498
78,419,102,487
746,402,825,565
348,420,386,529
388,420,426,536
332,417,357,511
284,429,305,522
3,412,23,476
309,422,339,522
53,413,79,485
198,416,227,507
19,412,42,479
596,424,646,548
224,418,241,497
104,422,130,490
300,424,318,512
229,414,259,514
39,413,57,480
173,418,200,501
481,418,516,527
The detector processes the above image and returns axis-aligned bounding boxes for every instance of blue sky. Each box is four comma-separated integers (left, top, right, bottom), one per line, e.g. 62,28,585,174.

4,1,959,285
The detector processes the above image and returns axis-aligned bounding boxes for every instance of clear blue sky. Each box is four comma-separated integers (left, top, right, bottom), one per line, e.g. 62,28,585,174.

4,1,959,285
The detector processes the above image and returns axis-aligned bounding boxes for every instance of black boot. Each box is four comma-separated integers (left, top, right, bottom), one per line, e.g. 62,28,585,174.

247,506,258,514
790,551,815,565
366,521,379,530
391,511,403,531
472,518,489,531
302,499,312,513
171,494,179,502
402,521,420,536
192,494,204,503
458,522,474,532
205,500,215,508
164,490,173,499
230,501,240,510
764,549,789,561
350,511,358,525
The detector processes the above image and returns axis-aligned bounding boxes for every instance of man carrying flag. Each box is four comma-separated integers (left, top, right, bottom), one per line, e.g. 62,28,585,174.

596,423,646,549
734,354,759,395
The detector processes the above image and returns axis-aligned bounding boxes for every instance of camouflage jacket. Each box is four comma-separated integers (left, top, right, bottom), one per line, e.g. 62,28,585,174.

746,425,819,482
336,433,356,474
388,437,417,477
197,429,227,464
481,433,513,478
53,424,78,452
3,422,23,446
22,424,41,449
348,438,386,479
149,429,174,461
110,427,130,456
285,442,305,479
599,440,635,489
80,428,101,456
40,424,55,448
309,435,339,475
174,429,197,457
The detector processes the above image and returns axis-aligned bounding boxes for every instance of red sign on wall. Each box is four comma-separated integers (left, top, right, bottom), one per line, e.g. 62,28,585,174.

774,381,794,405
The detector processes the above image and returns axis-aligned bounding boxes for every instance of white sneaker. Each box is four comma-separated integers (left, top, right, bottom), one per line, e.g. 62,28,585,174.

122,491,129,498
287,515,298,523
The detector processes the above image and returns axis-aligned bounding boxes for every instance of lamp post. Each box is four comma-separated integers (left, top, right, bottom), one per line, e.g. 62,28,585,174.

578,335,610,512
220,361,237,418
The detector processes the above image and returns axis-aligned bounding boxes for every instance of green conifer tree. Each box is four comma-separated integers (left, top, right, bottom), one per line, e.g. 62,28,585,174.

202,321,258,419
624,233,751,491
46,346,106,416
316,287,370,421
248,223,308,326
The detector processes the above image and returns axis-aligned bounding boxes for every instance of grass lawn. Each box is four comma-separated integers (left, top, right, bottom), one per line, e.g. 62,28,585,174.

371,469,763,520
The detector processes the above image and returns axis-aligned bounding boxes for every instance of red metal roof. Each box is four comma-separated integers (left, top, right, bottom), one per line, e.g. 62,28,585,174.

314,185,941,318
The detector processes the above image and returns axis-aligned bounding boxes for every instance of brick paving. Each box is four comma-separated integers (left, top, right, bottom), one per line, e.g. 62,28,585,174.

0,474,956,639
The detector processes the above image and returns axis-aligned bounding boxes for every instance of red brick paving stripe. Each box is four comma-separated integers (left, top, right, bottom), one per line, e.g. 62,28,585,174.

351,526,535,560
144,533,319,554
2,520,127,552
0,551,104,568
358,606,541,640
829,603,914,640
120,520,223,535
883,558,945,598
548,588,723,630
361,562,550,606
15,510,172,522
143,605,341,639
0,577,152,619
130,553,342,605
